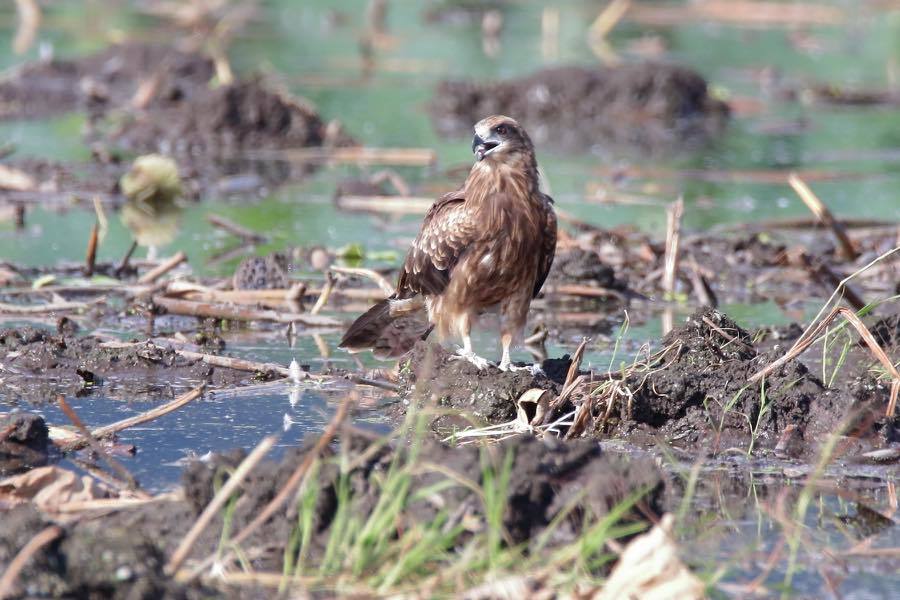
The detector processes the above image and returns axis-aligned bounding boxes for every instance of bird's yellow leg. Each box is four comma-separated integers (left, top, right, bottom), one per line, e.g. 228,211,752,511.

499,332,513,371
449,315,492,369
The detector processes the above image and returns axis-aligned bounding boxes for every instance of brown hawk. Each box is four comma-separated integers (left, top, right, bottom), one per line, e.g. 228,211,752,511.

339,115,557,371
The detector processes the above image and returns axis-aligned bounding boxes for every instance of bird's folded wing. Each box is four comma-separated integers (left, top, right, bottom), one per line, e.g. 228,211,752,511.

396,189,476,297
532,192,558,298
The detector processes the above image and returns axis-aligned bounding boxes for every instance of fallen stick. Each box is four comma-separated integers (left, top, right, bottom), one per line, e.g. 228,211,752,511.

168,283,306,304
543,283,628,302
0,298,101,314
165,434,278,576
152,295,342,327
334,195,434,214
797,251,866,311
207,214,267,243
55,385,205,451
98,340,292,376
243,146,437,167
789,173,859,261
0,525,64,599
137,251,187,284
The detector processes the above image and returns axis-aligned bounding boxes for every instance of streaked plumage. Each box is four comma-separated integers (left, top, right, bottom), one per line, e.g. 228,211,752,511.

339,115,557,370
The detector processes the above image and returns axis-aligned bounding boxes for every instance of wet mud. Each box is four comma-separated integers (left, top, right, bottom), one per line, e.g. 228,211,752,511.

0,431,662,598
430,63,730,153
0,327,273,403
396,341,573,431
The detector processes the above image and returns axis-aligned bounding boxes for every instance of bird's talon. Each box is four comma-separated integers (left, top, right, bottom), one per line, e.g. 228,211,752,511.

501,363,544,375
452,349,493,370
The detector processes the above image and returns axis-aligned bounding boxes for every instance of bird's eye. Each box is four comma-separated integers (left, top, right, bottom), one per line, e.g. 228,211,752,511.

495,125,507,135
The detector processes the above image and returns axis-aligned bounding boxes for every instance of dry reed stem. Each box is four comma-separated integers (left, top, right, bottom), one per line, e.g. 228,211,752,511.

310,271,336,315
165,434,278,575
83,222,99,277
181,394,354,582
115,240,138,277
57,396,143,494
789,173,859,261
330,266,394,295
12,0,40,55
152,295,342,326
663,197,684,299
590,0,631,39
137,251,187,284
0,525,62,599
750,306,900,416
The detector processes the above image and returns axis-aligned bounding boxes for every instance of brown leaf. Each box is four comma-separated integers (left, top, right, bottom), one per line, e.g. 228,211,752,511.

516,388,550,428
0,466,110,511
599,514,705,600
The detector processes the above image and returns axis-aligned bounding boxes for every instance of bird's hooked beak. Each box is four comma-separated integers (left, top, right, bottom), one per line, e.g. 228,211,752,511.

472,132,500,161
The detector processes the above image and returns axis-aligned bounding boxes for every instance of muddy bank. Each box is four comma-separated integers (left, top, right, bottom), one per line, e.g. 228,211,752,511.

605,307,899,461
0,431,662,598
430,63,729,153
0,327,274,403
396,341,573,432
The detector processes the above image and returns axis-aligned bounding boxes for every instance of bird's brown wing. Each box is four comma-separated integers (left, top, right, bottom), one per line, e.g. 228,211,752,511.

532,193,557,298
396,189,476,298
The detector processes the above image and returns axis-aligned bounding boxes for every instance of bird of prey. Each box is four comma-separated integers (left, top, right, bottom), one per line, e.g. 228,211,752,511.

339,115,557,371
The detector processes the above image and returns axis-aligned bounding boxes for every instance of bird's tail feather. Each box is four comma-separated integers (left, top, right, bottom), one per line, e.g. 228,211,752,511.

339,298,431,359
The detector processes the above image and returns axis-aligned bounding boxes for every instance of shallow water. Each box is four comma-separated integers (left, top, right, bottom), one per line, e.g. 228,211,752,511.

0,1,898,596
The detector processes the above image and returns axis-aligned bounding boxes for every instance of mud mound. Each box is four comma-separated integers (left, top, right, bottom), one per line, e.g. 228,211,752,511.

1,42,355,189
0,327,271,402
109,78,352,160
546,248,630,296
430,63,729,153
611,308,826,452
399,342,571,429
0,43,214,120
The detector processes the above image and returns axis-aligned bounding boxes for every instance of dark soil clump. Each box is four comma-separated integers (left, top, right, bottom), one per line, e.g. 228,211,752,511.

0,414,50,475
604,307,900,460
609,308,827,453
0,326,273,402
430,63,729,154
398,341,571,431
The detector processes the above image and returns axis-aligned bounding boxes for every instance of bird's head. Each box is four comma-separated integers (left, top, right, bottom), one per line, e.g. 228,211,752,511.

471,115,533,166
